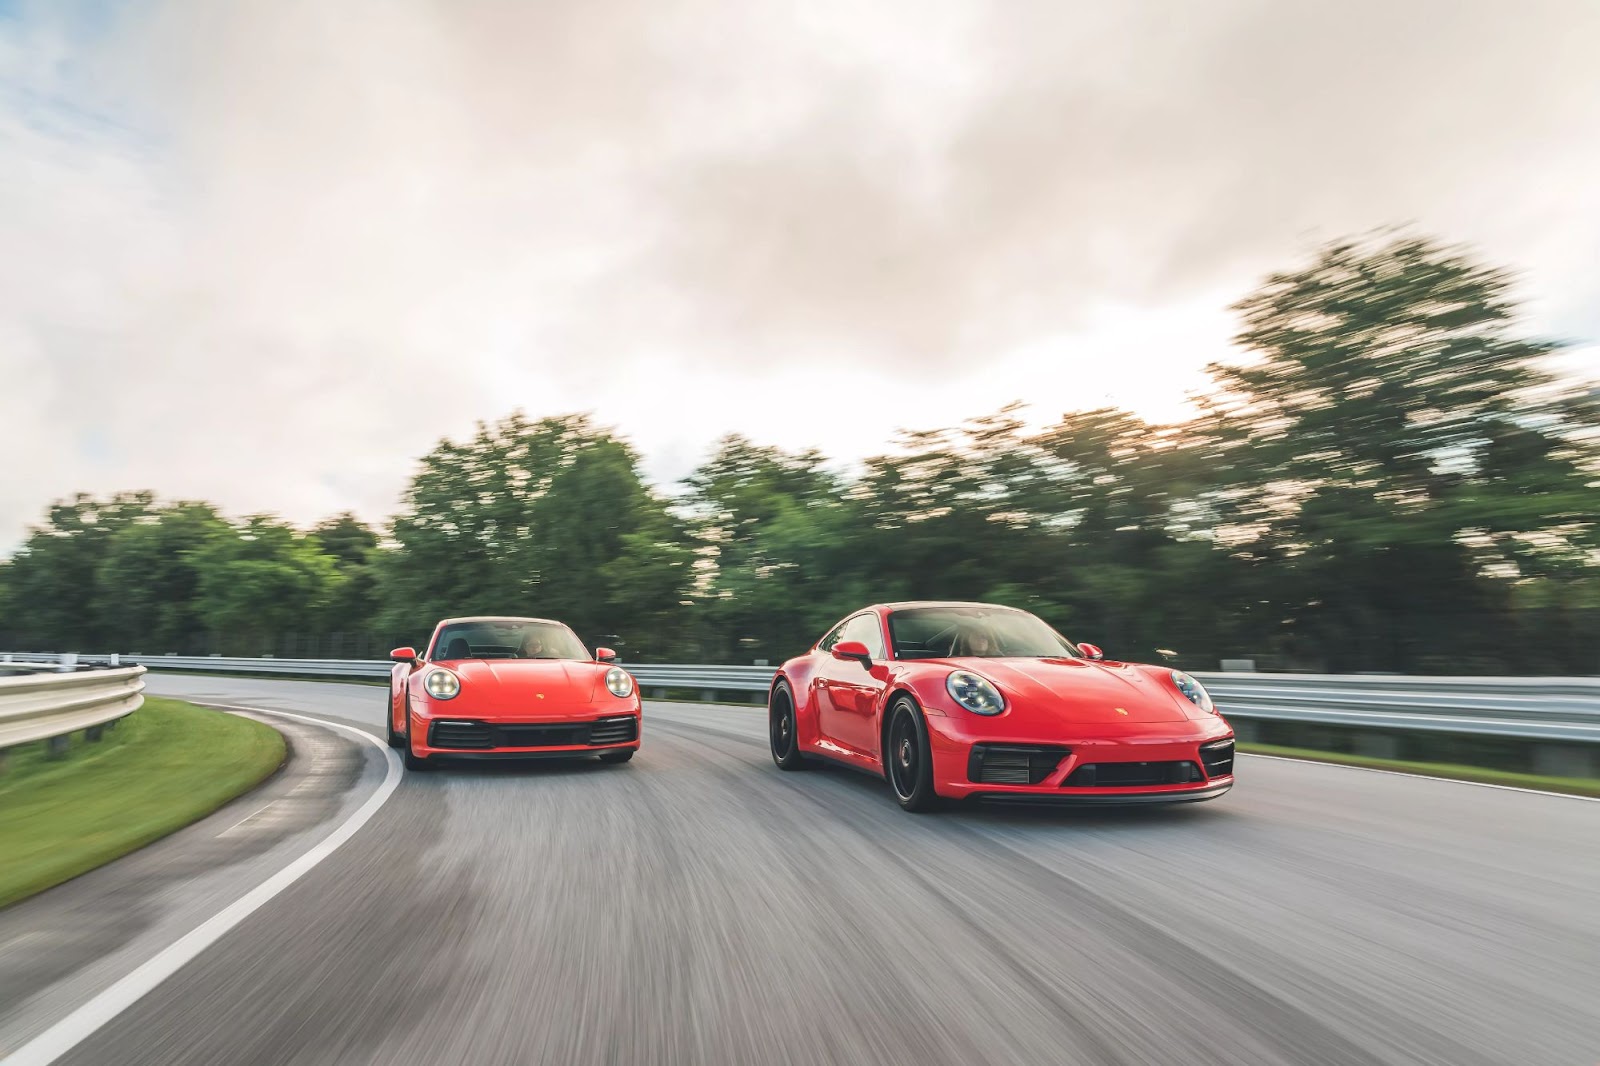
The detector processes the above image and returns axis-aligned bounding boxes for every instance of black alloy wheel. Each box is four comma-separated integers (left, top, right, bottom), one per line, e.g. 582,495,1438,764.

886,698,937,812
769,682,807,770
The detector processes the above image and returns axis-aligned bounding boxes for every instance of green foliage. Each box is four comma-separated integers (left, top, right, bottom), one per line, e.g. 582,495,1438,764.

375,413,693,656
1,233,1594,673
96,502,228,652
194,516,345,654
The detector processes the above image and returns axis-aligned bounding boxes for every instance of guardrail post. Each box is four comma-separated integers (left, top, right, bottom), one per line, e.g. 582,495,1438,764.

1533,745,1595,779
86,725,105,742
702,690,716,703
1354,733,1401,760
46,735,70,759
58,652,78,672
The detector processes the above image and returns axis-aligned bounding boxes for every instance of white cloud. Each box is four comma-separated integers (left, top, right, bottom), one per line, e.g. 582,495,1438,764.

2,0,1598,551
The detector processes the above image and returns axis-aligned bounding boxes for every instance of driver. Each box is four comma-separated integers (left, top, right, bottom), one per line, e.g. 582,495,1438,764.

519,631,547,659
959,627,997,657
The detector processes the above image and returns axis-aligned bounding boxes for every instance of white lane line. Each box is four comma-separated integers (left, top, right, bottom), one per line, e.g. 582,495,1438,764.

218,801,278,837
2,708,403,1066
1239,752,1600,802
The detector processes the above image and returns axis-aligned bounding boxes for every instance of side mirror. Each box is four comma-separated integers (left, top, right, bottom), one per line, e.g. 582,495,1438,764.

1078,642,1104,661
390,647,418,664
596,647,618,664
831,640,872,668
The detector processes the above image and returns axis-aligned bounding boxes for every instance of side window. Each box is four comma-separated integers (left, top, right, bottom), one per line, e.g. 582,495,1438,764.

818,619,849,652
841,614,887,660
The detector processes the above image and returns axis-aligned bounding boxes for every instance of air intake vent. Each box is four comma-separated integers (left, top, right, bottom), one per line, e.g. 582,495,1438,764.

1199,739,1235,777
968,745,1069,785
589,716,639,745
429,721,494,749
1065,761,1203,788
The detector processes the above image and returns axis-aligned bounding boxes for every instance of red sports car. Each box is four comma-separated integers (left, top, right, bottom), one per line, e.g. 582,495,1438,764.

769,601,1234,810
387,616,641,770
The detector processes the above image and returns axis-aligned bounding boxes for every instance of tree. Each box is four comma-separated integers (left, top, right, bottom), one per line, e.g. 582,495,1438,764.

311,513,382,649
194,516,344,655
95,502,229,652
378,412,691,656
0,493,156,649
1201,233,1596,671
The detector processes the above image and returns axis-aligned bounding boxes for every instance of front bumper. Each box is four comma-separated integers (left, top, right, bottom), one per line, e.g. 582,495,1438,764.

409,706,641,759
925,714,1234,803
967,780,1233,806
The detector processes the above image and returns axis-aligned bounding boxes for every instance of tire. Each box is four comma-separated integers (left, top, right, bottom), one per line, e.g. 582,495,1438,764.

885,697,938,812
385,691,405,749
598,749,635,764
769,681,808,770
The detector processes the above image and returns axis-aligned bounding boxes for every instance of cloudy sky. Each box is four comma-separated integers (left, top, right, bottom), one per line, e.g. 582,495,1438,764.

3,0,1598,550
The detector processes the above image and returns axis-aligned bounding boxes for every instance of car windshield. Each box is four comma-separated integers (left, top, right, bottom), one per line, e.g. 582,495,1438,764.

887,607,1079,660
431,621,590,661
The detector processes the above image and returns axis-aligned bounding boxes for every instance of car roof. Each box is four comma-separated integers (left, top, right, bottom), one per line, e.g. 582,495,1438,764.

434,616,568,627
874,601,1025,612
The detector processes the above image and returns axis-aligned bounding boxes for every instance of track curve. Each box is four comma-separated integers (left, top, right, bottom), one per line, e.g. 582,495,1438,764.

20,675,1600,1065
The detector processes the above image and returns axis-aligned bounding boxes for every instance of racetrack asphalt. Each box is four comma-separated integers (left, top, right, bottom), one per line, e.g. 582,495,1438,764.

4,673,1596,1065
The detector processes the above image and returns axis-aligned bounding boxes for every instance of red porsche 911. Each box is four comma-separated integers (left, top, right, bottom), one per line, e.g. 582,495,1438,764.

387,616,641,770
769,602,1234,811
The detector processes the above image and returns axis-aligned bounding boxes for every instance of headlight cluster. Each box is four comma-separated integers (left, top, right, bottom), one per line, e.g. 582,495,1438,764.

605,666,635,698
424,669,460,700
947,670,1005,715
1170,671,1214,713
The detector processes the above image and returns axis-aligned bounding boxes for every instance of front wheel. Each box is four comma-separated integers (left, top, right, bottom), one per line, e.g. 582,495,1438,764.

885,698,938,812
769,682,807,770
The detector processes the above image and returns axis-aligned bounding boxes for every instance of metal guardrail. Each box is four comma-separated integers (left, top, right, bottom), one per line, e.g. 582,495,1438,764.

3,652,1598,747
0,664,147,749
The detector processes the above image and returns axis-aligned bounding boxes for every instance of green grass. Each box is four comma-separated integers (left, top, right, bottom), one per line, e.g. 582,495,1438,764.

1238,742,1600,798
0,697,286,909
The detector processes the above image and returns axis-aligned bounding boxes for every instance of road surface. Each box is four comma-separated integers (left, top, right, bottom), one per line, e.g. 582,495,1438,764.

2,674,1596,1065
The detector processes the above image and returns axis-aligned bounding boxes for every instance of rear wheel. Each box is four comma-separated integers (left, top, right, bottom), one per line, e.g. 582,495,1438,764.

598,749,635,764
886,698,937,812
769,682,807,770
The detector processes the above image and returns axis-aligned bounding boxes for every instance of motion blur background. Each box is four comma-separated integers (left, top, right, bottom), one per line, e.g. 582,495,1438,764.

2,0,1597,674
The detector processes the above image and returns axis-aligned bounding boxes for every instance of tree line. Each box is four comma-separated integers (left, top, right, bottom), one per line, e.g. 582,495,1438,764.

2,234,1596,674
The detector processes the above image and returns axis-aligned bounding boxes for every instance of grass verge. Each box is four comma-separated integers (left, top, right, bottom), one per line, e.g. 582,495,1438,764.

1238,742,1600,798
0,696,286,909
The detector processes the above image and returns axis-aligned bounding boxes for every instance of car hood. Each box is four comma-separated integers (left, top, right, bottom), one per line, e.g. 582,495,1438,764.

947,657,1192,724
442,658,605,702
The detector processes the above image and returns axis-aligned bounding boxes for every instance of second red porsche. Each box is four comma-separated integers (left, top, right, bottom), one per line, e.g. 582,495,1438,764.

769,601,1235,811
388,616,641,770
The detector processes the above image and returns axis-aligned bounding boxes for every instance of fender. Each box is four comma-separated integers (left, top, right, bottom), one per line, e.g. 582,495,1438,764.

774,666,826,752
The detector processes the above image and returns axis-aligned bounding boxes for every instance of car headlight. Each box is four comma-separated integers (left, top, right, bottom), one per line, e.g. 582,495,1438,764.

946,670,1005,715
605,667,634,698
424,669,461,700
1170,671,1214,713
